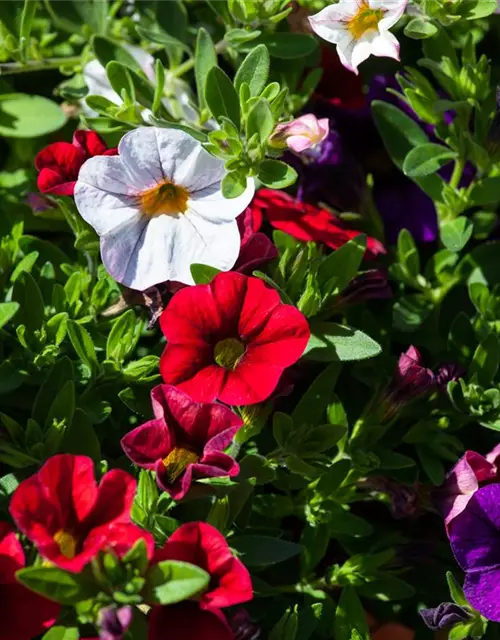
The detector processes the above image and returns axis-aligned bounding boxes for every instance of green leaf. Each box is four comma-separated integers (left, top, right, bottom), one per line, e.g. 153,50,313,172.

61,408,101,464
0,302,19,329
136,27,191,55
16,566,97,605
0,94,67,138
12,272,44,332
258,160,297,188
10,250,39,282
397,228,420,277
304,322,381,362
463,0,497,19
416,446,445,485
32,357,73,424
41,627,79,640
469,332,500,386
317,235,366,293
221,171,247,198
93,35,144,73
334,587,370,640
258,33,317,59
106,62,155,109
195,28,217,113
106,309,137,362
469,177,500,207
230,535,302,567
403,143,457,178
234,44,270,96
446,571,469,607
190,263,221,284
205,67,240,128
404,17,438,39
440,217,473,253
19,0,37,48
67,320,98,374
269,607,298,640
45,380,75,430
292,363,341,428
144,560,210,605
246,98,275,143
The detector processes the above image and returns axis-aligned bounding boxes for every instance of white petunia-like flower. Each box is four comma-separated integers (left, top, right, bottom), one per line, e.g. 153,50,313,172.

74,127,255,291
309,0,408,75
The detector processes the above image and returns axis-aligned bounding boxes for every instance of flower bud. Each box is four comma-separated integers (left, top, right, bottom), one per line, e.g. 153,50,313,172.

99,605,133,640
420,603,470,631
270,114,329,153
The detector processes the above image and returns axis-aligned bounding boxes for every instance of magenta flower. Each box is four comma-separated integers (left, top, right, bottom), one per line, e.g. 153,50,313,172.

435,362,465,392
99,606,133,640
437,445,500,529
121,385,243,500
450,483,500,621
234,209,278,274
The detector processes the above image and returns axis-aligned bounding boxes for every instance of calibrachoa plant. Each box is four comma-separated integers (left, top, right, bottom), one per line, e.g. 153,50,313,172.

3,1,500,639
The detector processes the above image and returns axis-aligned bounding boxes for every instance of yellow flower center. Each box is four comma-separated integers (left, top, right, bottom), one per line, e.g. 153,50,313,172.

163,447,199,483
138,180,189,217
347,2,384,40
54,530,78,559
214,338,245,370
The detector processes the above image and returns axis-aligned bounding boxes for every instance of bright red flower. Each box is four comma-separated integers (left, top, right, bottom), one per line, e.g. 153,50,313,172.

35,130,117,196
249,189,385,259
9,454,150,572
148,601,234,640
152,521,253,610
159,271,310,405
0,522,60,640
121,384,243,500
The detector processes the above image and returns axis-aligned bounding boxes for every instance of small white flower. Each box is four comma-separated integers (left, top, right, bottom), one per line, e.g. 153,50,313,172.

309,0,408,75
74,127,255,291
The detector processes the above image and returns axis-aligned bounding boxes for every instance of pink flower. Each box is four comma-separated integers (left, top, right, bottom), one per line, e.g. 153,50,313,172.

438,445,500,529
270,114,329,153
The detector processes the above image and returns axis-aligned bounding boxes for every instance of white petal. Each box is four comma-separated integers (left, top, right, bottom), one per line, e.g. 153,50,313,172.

82,59,121,116
370,0,408,29
336,33,358,73
117,127,166,190
370,31,401,61
350,31,379,72
74,156,139,235
169,216,241,285
126,45,156,82
188,177,255,223
308,3,350,44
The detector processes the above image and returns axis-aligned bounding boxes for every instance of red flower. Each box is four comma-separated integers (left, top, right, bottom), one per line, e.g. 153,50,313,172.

234,208,278,274
9,454,151,572
0,522,60,640
149,601,234,640
159,271,310,405
147,522,252,640
35,130,117,196
121,385,243,500
249,189,385,259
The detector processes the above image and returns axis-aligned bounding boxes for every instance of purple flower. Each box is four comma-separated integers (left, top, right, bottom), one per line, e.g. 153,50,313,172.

339,269,392,306
25,192,53,213
99,606,132,640
437,445,500,529
450,483,500,621
229,609,261,640
420,603,470,630
436,362,466,392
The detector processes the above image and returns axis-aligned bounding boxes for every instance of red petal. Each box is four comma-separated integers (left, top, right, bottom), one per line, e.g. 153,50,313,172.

237,275,281,339
121,419,172,468
86,468,137,529
160,345,223,402
36,168,77,196
84,522,155,562
0,522,24,584
73,130,109,157
35,142,86,179
159,284,219,344
218,362,283,405
148,603,233,640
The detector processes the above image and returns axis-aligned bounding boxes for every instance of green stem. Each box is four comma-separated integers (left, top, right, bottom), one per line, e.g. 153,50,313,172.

171,40,227,78
449,157,465,190
0,56,81,75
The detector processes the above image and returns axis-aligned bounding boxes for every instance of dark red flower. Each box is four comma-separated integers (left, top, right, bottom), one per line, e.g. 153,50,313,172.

0,522,60,640
148,601,234,640
234,209,278,274
159,271,310,405
9,454,151,572
35,130,117,196
152,522,253,610
121,385,243,500
249,189,385,259
315,46,366,110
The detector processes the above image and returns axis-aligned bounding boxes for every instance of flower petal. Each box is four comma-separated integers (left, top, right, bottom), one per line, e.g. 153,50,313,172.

121,419,172,468
148,603,234,640
188,176,255,222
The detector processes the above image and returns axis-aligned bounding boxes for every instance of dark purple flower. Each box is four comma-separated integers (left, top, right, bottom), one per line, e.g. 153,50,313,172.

339,269,392,306
364,477,419,518
25,192,53,213
99,606,133,640
229,609,261,640
382,346,436,420
234,209,278,274
420,603,470,631
449,483,500,622
436,362,466,392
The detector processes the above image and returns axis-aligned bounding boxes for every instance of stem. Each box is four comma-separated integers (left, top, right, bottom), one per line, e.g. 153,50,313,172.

171,40,227,78
449,157,465,190
0,56,81,75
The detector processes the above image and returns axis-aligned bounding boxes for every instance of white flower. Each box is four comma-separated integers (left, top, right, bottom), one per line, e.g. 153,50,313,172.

74,127,255,291
83,46,198,123
309,0,408,75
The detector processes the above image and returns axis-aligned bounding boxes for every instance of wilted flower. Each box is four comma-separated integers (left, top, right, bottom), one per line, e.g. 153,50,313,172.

308,0,408,75
270,114,329,153
339,269,392,306
450,483,500,621
147,522,253,640
35,129,117,196
74,127,254,291
159,271,310,405
0,522,60,640
229,609,261,640
9,454,154,572
249,189,385,259
420,602,470,631
436,362,466,392
99,606,133,640
381,346,435,420
437,445,500,528
121,384,243,500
